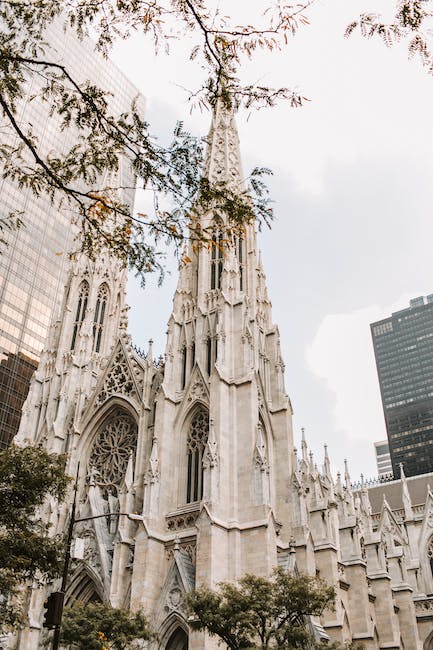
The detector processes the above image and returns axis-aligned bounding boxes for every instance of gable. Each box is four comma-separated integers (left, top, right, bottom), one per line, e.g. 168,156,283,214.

89,340,143,412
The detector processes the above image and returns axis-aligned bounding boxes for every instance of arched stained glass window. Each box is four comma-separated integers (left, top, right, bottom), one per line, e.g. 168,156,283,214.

88,410,138,498
93,283,108,353
71,281,89,350
186,408,209,503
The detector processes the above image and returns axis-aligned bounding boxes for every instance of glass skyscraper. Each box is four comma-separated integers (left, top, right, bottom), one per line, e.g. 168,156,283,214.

371,296,433,477
0,19,144,447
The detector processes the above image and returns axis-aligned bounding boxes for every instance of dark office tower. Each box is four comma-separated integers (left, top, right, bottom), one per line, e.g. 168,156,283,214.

371,295,433,477
0,19,144,448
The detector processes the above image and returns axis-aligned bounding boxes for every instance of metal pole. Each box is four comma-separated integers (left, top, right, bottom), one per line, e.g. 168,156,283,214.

51,464,79,650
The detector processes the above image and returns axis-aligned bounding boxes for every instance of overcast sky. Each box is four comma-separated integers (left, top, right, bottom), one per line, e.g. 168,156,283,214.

110,0,433,481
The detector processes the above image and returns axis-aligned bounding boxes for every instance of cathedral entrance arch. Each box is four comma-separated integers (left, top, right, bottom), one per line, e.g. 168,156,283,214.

165,627,188,650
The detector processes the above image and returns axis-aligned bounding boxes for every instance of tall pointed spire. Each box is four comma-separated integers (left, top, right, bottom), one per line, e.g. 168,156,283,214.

203,98,244,188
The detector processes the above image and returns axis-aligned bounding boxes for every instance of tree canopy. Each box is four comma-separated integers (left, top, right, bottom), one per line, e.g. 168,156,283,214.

186,568,335,649
0,445,69,631
60,601,151,650
347,1,433,74
0,1,314,284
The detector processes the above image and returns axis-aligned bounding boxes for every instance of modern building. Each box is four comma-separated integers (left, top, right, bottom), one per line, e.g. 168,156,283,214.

0,18,143,448
13,103,433,650
374,439,393,478
371,296,433,478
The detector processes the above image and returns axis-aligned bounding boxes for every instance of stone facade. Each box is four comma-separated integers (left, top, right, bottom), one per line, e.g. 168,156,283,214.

11,104,433,649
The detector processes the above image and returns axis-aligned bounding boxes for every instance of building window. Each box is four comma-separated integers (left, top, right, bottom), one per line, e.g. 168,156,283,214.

206,336,212,375
181,344,187,389
93,284,108,353
210,231,223,290
88,410,138,498
236,234,245,291
71,281,89,351
186,408,209,503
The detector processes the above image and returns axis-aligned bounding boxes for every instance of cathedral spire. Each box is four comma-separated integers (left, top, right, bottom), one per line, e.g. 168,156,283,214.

203,97,244,188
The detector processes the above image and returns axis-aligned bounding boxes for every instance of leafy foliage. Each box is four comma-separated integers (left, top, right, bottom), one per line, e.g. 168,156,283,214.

60,601,151,649
347,1,433,74
0,445,69,631
186,568,335,649
0,1,314,284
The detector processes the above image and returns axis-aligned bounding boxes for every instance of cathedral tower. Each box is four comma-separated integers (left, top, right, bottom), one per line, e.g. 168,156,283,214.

127,100,295,648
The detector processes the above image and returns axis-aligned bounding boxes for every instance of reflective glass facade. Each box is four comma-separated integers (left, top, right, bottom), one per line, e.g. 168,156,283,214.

371,296,433,477
0,20,143,447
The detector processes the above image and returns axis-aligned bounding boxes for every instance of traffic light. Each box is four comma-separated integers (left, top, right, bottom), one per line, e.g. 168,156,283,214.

42,592,64,628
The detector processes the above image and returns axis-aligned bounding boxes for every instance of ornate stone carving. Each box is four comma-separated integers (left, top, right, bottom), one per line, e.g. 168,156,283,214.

203,418,218,469
254,422,268,471
164,576,186,615
95,350,137,407
88,410,138,497
166,510,199,531
145,436,160,484
187,378,207,403
414,598,433,613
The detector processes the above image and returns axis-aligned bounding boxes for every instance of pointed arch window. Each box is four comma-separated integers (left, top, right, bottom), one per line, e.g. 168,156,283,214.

210,231,223,290
186,408,209,503
191,340,195,369
181,344,187,389
71,281,89,350
93,283,108,353
236,234,245,292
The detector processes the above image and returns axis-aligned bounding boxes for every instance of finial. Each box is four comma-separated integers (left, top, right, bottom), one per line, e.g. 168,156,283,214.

301,427,308,463
344,458,351,489
323,443,331,478
399,462,405,479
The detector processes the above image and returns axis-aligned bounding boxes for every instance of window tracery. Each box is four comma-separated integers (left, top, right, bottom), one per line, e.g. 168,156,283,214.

71,281,89,350
186,408,209,503
93,283,108,353
94,350,137,407
88,410,138,498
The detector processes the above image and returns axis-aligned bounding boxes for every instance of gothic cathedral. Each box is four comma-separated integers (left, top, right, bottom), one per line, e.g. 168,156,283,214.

13,103,433,649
